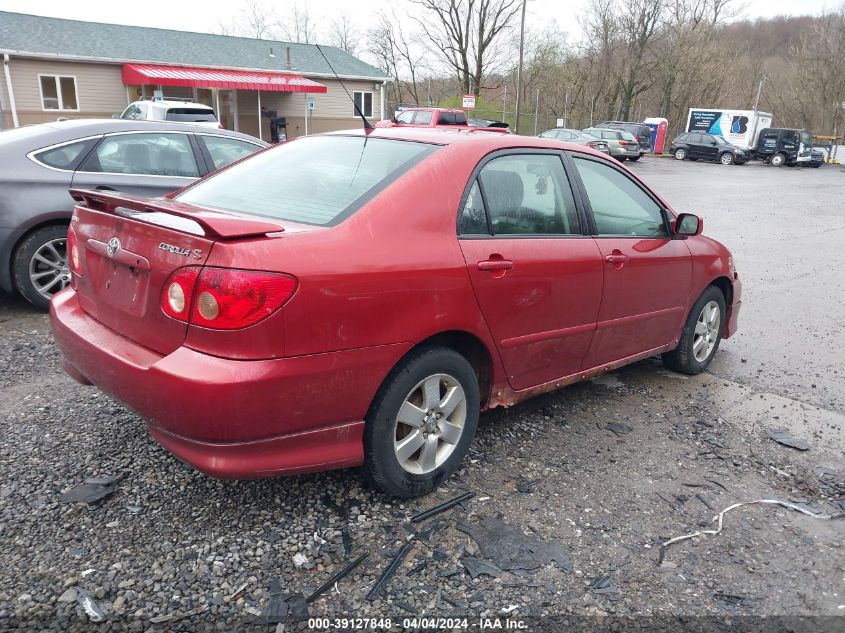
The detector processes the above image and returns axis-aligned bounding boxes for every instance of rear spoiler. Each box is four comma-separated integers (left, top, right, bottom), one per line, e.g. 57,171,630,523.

69,189,284,240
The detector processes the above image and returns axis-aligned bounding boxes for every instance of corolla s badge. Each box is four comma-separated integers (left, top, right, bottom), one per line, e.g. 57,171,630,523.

106,237,121,257
159,242,203,259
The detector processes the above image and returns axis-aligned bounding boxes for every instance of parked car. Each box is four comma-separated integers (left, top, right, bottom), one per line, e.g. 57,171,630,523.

50,128,741,498
583,127,642,161
669,132,748,165
378,108,510,133
467,118,510,130
0,119,267,309
118,99,221,128
539,128,610,154
751,128,814,166
597,121,653,152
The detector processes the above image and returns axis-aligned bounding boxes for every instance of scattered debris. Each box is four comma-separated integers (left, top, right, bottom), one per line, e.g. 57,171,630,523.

605,422,632,436
252,579,286,624
461,555,502,579
306,554,368,604
516,476,540,493
457,516,572,572
659,499,843,561
124,505,143,514
704,479,728,492
589,574,618,594
225,582,248,603
341,525,352,557
411,491,474,523
696,493,714,510
415,520,445,542
292,553,310,569
74,588,104,623
713,593,748,607
500,604,520,615
149,603,209,624
60,475,120,504
768,429,810,451
366,540,413,601
406,560,428,577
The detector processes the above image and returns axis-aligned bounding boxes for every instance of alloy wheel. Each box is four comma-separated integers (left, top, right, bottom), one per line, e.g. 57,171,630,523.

693,300,721,362
675,149,686,160
720,153,733,165
28,238,70,301
393,373,466,475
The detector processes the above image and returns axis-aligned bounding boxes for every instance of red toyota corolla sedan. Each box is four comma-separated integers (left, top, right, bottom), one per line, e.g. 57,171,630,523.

50,127,741,498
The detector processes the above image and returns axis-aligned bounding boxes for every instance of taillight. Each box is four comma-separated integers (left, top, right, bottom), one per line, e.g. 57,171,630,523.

161,267,201,321
67,226,82,277
162,267,297,329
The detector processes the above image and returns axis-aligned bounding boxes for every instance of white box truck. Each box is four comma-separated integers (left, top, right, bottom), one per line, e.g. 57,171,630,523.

686,108,773,150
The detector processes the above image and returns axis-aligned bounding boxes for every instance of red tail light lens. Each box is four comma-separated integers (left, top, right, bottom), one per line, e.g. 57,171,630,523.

161,267,201,321
190,268,297,329
67,226,82,276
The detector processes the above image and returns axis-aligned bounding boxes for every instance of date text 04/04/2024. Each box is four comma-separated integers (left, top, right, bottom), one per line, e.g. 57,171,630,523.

307,618,528,630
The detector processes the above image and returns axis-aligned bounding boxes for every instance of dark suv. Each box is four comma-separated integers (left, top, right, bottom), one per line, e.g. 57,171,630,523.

597,121,653,152
670,132,748,165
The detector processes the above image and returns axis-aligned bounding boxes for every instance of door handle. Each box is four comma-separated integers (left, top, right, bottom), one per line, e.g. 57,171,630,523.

477,259,514,272
95,185,117,191
605,252,629,265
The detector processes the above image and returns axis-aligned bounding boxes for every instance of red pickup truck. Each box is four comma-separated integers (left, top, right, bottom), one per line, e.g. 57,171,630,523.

376,107,510,133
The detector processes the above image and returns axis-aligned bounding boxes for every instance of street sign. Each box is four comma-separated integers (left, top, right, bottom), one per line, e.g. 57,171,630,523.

307,99,316,110
462,94,476,110
556,118,564,127
841,101,845,109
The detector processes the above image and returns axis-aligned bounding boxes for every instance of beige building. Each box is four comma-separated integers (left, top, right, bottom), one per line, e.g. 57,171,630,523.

0,11,388,139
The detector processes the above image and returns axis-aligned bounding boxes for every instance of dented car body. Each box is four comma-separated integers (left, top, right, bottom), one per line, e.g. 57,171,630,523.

50,127,741,496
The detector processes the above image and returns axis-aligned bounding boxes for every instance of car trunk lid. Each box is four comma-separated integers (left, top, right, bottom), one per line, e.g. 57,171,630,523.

68,189,285,356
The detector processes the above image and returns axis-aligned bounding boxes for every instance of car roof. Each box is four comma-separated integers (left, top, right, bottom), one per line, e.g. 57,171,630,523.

0,118,267,150
325,126,611,157
142,100,214,109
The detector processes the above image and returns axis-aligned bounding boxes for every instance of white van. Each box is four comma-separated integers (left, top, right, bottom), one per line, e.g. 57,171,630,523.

118,100,221,128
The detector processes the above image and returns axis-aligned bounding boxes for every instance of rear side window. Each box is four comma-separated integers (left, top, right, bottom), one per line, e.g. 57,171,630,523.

461,154,580,236
199,135,261,170
80,133,199,177
573,157,667,237
176,136,438,226
33,139,96,170
165,108,217,123
459,181,488,234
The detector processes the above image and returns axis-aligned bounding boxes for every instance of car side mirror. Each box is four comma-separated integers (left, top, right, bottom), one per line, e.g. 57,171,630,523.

675,213,702,236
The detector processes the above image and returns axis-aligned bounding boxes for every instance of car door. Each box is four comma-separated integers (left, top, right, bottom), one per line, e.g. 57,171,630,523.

71,131,201,197
570,155,691,368
458,151,604,390
701,134,720,161
685,133,702,159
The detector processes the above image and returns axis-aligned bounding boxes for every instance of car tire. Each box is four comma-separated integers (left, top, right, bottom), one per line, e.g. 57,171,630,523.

674,148,686,160
719,152,734,165
771,153,787,167
13,224,71,311
615,156,626,162
662,285,726,376
362,346,480,498
628,155,641,162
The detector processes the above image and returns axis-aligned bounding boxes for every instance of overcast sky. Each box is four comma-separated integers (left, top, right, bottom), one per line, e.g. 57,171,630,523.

0,0,835,39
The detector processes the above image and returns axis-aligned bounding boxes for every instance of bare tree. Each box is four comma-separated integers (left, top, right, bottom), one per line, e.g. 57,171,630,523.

328,12,360,56
367,11,424,107
216,0,279,39
412,0,521,96
278,3,316,44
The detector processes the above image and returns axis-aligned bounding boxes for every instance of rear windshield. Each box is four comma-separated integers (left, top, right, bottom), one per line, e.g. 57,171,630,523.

165,108,217,122
176,135,439,226
437,111,467,125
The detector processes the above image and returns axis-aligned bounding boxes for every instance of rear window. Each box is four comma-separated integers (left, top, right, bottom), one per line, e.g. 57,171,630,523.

176,136,439,226
437,111,467,125
165,108,217,123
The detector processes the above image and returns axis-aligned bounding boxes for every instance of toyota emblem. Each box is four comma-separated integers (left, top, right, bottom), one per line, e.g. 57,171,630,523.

106,237,121,257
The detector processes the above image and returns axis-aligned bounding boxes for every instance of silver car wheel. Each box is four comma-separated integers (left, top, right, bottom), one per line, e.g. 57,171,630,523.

720,153,733,165
693,300,721,362
393,373,466,475
28,238,70,300
675,148,686,160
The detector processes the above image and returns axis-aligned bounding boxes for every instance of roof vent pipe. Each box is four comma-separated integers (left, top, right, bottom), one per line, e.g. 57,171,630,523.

286,46,292,70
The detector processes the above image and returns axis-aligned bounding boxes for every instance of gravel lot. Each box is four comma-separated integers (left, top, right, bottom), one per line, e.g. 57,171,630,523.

1,158,843,631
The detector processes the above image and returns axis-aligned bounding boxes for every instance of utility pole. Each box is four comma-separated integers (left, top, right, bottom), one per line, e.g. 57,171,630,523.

502,85,507,121
534,88,540,135
752,76,765,112
514,0,527,135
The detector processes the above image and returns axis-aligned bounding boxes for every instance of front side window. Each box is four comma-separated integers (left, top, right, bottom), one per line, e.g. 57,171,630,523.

396,110,415,124
573,157,667,237
353,91,373,118
414,110,433,125
200,135,262,170
80,133,199,177
177,136,438,226
39,75,78,111
120,104,144,120
472,154,580,235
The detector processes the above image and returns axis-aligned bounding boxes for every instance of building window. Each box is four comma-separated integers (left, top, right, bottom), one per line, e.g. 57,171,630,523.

39,75,79,111
353,91,373,118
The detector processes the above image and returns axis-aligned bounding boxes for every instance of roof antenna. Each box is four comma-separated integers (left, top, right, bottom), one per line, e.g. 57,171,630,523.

315,44,374,133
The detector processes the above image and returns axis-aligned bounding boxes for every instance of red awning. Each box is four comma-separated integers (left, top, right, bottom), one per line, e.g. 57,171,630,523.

122,64,327,93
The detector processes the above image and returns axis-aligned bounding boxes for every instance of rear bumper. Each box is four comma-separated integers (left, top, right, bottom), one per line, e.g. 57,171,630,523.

50,288,410,478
